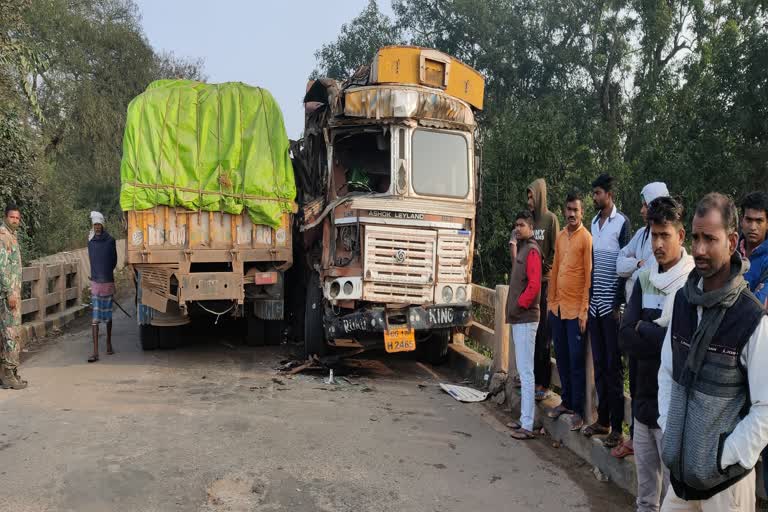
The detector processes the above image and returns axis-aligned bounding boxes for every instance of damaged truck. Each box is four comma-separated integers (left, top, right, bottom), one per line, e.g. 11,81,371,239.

120,80,297,349
293,46,485,363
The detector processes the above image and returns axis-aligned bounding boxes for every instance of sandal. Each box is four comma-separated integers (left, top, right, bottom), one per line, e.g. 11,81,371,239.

603,431,624,448
582,422,610,437
87,355,99,363
513,374,521,388
506,420,522,430
547,405,574,419
535,389,552,401
611,440,634,458
510,428,536,440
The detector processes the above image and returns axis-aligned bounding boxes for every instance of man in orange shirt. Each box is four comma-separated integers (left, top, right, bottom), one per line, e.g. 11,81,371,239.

547,191,593,430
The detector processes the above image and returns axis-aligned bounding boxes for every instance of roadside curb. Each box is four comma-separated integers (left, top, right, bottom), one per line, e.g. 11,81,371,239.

447,342,637,495
18,305,88,346
447,344,492,387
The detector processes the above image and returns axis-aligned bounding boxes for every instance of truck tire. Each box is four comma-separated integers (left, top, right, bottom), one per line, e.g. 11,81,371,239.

244,316,265,347
139,324,160,351
303,273,327,358
417,328,451,366
157,326,180,349
264,320,284,346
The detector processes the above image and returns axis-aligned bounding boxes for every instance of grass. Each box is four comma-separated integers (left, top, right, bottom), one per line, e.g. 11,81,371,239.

465,336,494,359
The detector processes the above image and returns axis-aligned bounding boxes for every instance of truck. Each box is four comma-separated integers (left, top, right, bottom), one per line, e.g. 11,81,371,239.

293,46,485,363
120,80,297,349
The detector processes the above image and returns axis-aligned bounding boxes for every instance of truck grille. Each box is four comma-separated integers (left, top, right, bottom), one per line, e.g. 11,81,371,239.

363,282,433,303
363,226,436,285
437,231,471,283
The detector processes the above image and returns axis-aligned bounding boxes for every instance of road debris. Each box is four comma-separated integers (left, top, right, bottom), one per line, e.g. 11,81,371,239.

592,466,610,482
439,383,489,402
325,369,335,385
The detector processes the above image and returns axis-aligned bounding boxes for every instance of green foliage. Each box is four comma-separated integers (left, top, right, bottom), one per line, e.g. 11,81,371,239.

313,0,404,79
0,0,206,257
316,0,768,286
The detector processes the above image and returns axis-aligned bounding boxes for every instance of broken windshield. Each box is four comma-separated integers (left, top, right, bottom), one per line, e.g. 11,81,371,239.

411,129,469,198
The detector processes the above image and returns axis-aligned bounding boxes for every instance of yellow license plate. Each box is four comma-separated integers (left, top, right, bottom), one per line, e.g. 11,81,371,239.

384,327,416,353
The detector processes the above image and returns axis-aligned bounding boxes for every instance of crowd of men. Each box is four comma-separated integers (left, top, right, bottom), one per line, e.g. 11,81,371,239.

505,177,768,511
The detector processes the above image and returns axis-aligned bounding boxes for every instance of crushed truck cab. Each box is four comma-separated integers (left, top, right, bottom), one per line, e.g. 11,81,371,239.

294,46,484,364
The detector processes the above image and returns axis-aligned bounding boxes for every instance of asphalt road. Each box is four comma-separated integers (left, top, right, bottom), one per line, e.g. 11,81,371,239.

0,306,632,511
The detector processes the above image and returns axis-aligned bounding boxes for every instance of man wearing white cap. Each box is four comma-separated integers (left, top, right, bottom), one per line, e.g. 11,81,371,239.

612,182,670,459
87,211,117,362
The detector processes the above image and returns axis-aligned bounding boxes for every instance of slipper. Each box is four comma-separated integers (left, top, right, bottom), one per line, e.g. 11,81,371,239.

506,420,522,430
535,389,552,401
87,355,99,363
603,431,624,448
611,441,634,458
547,405,574,419
510,428,536,440
582,422,610,437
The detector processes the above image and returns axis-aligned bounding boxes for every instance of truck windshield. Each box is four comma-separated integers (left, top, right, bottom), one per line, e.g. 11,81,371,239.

411,129,469,198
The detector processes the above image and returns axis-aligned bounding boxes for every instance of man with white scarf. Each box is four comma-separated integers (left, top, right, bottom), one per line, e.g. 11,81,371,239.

619,197,694,512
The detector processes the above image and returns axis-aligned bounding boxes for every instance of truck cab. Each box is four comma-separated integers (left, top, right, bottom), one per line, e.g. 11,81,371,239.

295,46,484,363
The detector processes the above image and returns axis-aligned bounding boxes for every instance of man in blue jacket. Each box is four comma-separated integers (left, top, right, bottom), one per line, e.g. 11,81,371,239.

737,191,768,501
739,191,768,306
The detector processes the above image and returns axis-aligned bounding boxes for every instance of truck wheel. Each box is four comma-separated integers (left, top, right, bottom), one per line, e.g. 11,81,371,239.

139,325,160,351
157,326,180,349
264,320,284,346
303,274,327,358
244,316,265,347
417,328,451,366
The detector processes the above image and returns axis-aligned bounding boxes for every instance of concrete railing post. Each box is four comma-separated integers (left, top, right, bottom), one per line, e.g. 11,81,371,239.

33,264,47,321
492,285,510,373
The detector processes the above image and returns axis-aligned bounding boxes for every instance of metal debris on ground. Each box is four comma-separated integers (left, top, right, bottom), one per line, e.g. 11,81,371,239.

325,369,335,385
439,383,489,403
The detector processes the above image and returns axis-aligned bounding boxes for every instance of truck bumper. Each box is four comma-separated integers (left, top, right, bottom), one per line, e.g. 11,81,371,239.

325,304,471,339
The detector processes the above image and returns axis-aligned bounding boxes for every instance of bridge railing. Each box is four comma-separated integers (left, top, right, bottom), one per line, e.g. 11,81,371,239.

21,262,82,323
469,284,630,426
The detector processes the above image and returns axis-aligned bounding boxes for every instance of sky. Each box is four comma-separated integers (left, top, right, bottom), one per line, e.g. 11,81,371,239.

134,0,394,139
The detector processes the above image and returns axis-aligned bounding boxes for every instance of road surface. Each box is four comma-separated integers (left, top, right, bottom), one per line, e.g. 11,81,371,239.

0,306,632,511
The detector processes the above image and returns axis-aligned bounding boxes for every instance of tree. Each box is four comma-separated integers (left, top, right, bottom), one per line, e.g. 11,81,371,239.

313,0,403,79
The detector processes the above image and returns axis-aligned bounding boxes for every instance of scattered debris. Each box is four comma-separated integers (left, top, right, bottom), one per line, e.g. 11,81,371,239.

451,430,473,438
490,475,501,484
218,341,235,350
369,416,378,422
439,383,489,403
325,369,335,385
360,387,374,393
417,384,427,390
271,378,285,386
201,376,207,380
592,466,610,482
552,441,561,449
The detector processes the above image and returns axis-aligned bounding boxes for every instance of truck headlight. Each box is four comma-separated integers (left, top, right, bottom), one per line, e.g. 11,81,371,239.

455,286,467,303
441,285,453,303
330,281,341,298
343,280,354,295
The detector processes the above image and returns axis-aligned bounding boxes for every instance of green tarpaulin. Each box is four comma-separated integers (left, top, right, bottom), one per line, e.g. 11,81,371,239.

120,80,296,229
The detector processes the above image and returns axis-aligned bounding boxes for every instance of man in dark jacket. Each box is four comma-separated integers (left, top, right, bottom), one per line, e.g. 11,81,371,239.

526,179,559,401
87,211,118,362
658,193,768,510
619,197,693,512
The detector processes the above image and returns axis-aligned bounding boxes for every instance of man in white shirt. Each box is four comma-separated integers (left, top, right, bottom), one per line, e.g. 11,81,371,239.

658,193,768,511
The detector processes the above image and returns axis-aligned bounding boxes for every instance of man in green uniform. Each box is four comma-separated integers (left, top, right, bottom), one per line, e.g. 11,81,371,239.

0,205,27,389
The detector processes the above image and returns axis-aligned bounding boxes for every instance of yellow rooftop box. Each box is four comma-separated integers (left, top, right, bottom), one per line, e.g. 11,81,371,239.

369,46,485,110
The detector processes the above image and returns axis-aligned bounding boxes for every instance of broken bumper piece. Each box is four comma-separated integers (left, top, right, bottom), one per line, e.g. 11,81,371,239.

325,305,471,339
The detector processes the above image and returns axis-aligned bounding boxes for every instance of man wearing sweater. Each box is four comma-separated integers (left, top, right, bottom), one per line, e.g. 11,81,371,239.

526,179,559,401
87,211,118,363
658,193,768,511
506,210,543,440
614,181,670,459
619,197,693,512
